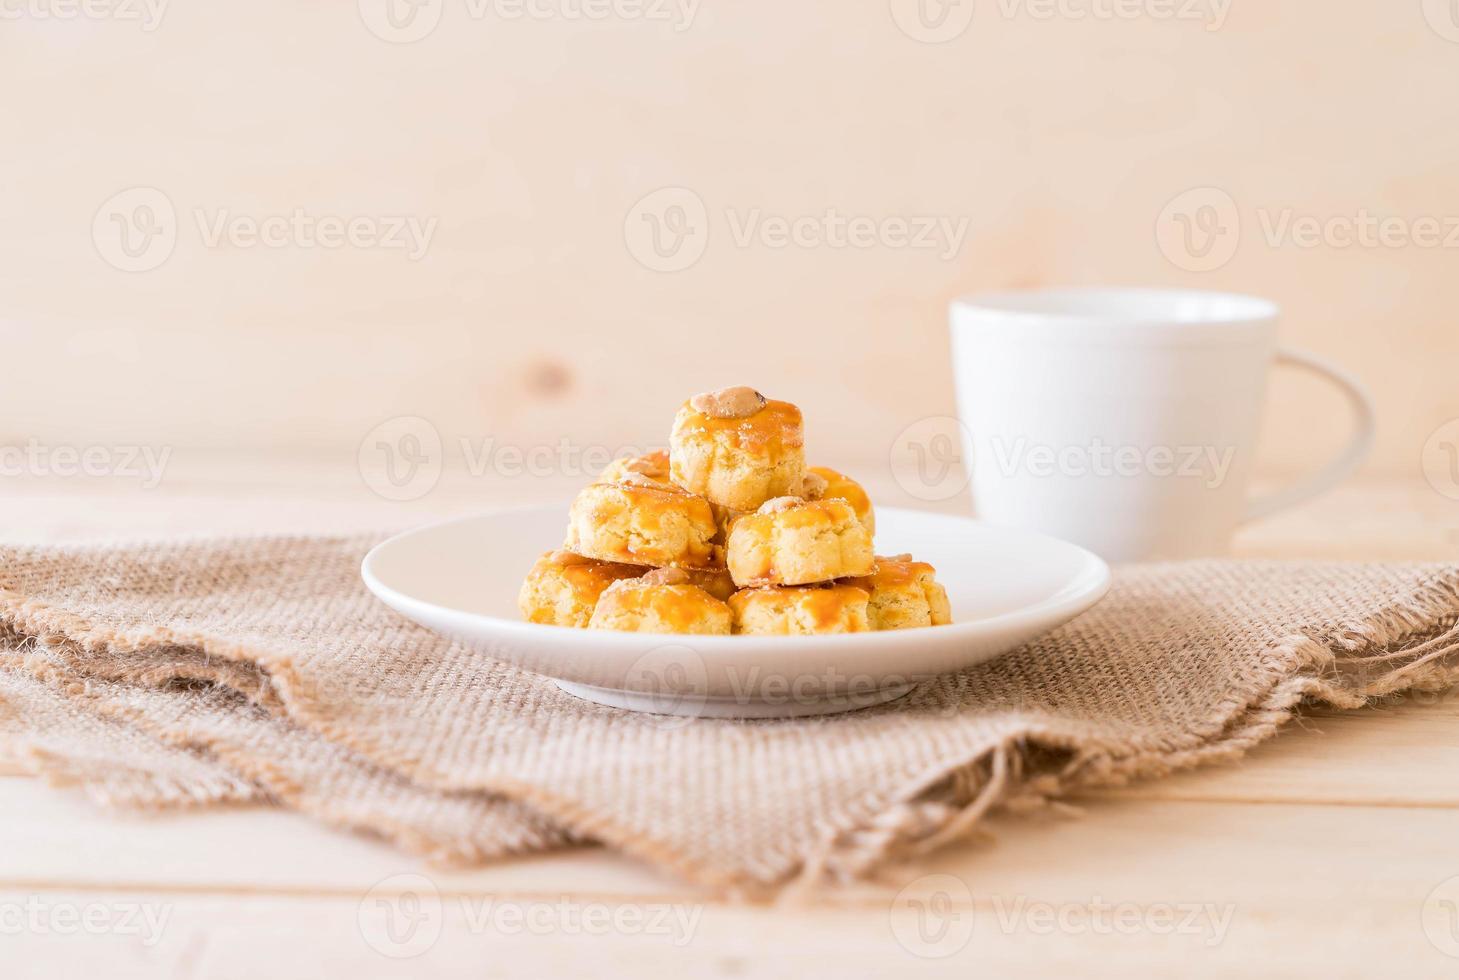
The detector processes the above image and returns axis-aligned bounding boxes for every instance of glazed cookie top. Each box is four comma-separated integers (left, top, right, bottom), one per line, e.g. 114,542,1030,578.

673,388,804,452
803,466,873,524
535,549,648,585
746,495,860,529
843,554,937,590
590,472,706,503
598,449,670,484
595,576,730,632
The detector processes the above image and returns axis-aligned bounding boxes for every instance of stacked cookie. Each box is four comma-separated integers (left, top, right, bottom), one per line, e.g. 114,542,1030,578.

518,386,952,635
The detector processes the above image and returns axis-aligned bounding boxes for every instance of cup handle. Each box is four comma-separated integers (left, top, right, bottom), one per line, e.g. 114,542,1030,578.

1243,347,1376,523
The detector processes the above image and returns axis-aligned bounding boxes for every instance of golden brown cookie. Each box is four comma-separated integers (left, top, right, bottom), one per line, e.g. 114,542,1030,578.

729,584,871,635
726,496,874,587
842,554,952,630
565,476,718,569
588,568,732,634
669,386,806,512
802,466,875,536
517,550,649,627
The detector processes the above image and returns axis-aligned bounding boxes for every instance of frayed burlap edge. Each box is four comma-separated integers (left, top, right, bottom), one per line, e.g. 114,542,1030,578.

1,645,578,869
793,568,1459,891
2,567,1458,895
5,743,265,811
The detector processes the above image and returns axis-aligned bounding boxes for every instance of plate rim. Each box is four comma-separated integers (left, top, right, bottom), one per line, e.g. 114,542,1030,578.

360,504,1112,655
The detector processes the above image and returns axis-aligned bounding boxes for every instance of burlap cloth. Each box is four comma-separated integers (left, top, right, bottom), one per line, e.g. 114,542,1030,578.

3,535,1458,893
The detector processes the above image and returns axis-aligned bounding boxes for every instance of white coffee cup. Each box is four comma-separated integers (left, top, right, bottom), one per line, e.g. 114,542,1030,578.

949,287,1375,561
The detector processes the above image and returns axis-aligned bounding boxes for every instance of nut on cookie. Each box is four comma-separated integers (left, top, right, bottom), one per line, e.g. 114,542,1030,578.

669,386,806,512
588,567,733,634
725,496,874,587
598,449,671,487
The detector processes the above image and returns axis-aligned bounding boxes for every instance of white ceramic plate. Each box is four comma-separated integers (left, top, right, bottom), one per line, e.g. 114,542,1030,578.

361,505,1110,719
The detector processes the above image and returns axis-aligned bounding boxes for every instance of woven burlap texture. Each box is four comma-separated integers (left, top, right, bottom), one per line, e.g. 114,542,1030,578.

2,535,1457,891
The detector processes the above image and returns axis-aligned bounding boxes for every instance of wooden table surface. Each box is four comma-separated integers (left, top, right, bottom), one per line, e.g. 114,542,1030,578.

3,461,1458,978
